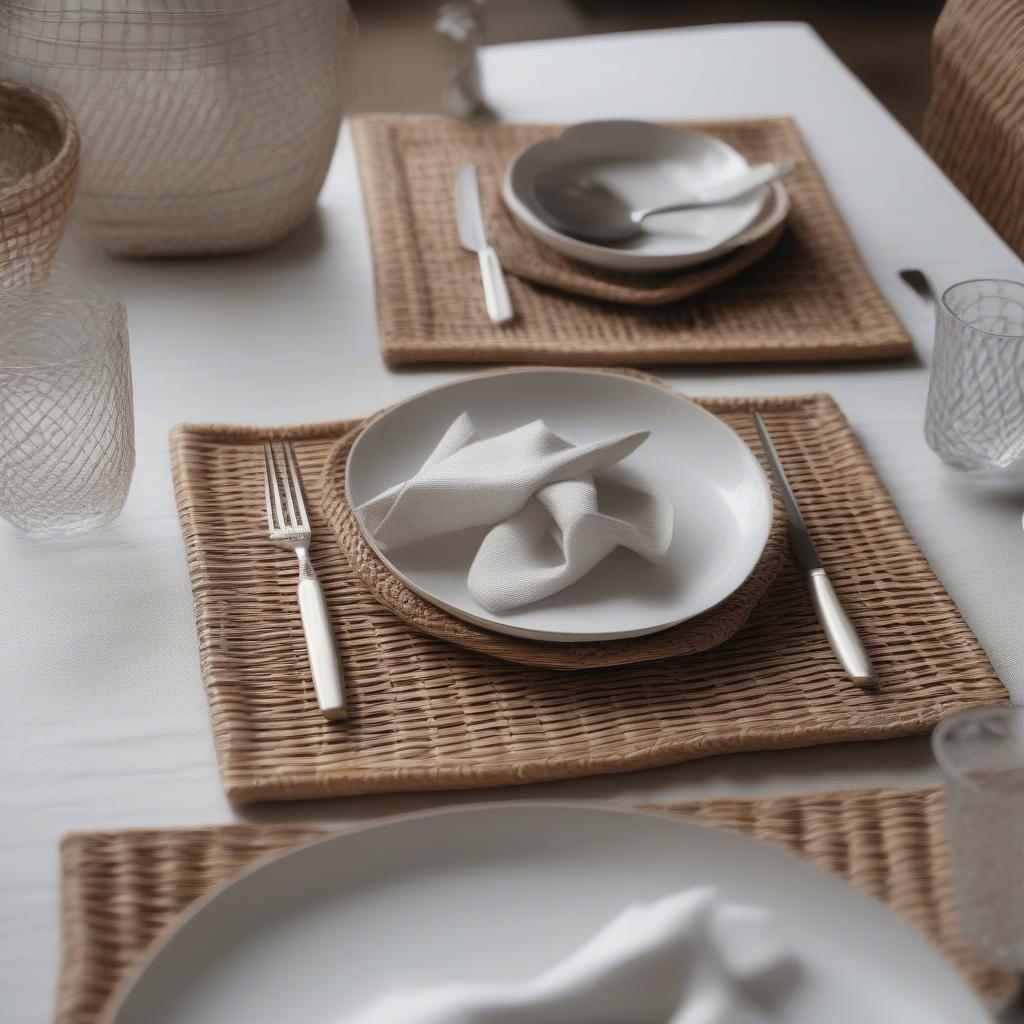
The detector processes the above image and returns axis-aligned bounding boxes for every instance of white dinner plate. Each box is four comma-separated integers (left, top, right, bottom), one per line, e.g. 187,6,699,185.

102,803,990,1024
344,369,773,643
502,120,774,272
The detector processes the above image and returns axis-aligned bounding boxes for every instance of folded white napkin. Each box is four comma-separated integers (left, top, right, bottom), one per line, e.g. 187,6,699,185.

348,887,795,1024
356,414,673,612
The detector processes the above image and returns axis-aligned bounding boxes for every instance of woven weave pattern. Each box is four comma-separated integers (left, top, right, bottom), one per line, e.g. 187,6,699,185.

923,0,1024,257
352,115,911,365
0,78,77,286
169,391,1007,803
0,1,353,256
58,825,325,1024
55,789,1017,1024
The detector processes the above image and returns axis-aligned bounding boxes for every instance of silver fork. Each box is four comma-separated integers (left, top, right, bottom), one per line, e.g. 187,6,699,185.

263,440,346,720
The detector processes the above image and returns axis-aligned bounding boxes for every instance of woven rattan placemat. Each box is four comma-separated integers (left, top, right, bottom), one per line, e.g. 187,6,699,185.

56,788,1016,1023
170,390,1007,803
351,114,912,365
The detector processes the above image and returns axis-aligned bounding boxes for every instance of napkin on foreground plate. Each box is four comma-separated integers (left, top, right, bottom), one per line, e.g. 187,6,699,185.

348,887,795,1024
356,414,673,612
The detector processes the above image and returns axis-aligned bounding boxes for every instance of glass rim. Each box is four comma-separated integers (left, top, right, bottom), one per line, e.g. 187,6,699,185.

932,706,1024,799
940,278,1024,339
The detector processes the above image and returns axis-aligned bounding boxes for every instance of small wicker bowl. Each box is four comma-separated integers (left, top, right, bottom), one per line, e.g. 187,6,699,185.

0,79,80,287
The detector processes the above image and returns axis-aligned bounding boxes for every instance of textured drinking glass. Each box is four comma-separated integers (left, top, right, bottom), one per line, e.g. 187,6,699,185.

0,267,134,536
933,707,1024,969
924,279,1024,470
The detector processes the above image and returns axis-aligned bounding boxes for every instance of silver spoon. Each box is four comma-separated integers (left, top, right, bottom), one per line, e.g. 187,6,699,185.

533,159,796,244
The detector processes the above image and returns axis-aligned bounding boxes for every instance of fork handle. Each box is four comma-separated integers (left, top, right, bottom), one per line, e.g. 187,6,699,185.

297,572,347,720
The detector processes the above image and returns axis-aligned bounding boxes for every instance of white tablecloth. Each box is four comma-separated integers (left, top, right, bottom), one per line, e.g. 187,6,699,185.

2,22,1022,1023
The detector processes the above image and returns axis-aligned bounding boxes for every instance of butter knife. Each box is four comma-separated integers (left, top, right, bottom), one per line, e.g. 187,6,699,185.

455,164,514,325
753,411,877,687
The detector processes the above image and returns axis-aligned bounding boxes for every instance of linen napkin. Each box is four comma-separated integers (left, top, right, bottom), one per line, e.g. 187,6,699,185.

356,414,673,612
348,887,794,1024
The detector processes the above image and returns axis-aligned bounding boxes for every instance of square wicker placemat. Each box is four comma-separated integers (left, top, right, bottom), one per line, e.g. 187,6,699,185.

352,114,912,366
169,392,1007,804
56,788,1016,1024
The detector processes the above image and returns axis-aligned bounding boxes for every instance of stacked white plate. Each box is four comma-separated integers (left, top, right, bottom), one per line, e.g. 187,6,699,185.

501,120,789,273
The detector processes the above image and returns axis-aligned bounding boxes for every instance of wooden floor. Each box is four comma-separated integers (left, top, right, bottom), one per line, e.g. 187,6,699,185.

349,0,941,135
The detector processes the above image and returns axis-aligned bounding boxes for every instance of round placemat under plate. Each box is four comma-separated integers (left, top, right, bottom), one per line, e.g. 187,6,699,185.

490,181,789,307
319,411,786,672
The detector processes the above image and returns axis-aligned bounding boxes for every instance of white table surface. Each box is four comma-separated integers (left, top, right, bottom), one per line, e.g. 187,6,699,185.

3,22,1022,1023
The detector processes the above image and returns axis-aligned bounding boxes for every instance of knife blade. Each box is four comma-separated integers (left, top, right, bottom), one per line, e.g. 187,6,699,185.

753,411,877,686
455,164,514,325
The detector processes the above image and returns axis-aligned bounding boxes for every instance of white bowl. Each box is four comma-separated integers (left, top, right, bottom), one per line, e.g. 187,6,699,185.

502,120,772,272
345,369,773,643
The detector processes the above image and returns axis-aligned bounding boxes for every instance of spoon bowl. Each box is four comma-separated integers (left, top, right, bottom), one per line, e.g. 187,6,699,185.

532,173,641,243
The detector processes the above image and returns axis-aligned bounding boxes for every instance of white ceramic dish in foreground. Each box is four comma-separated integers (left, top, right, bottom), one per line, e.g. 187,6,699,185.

102,803,990,1024
502,120,774,272
345,369,773,643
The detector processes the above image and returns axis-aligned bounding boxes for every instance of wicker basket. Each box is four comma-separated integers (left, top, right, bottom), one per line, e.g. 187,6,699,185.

0,78,79,287
0,1,355,257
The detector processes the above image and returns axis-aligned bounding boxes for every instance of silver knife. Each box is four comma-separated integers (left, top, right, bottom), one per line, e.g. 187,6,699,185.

753,411,877,686
455,164,514,325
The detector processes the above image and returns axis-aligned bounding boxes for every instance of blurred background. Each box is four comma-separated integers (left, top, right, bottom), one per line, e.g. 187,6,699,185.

350,0,943,135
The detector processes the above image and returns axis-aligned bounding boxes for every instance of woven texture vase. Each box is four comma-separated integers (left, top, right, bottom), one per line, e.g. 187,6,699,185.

0,1,355,256
923,0,1024,258
0,78,78,286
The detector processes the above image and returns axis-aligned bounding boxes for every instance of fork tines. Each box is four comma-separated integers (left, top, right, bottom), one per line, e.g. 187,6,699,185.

263,440,310,538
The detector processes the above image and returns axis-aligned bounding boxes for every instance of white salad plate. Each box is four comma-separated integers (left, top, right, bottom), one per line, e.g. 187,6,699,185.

102,803,990,1024
345,368,773,643
502,120,781,272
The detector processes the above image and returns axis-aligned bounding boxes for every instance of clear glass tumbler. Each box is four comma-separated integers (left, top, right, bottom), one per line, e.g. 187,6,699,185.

435,1,488,121
933,706,1024,969
924,279,1024,470
0,266,134,536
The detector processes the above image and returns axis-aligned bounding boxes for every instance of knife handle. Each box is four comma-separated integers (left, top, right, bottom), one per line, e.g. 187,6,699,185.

808,569,877,686
478,246,514,325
